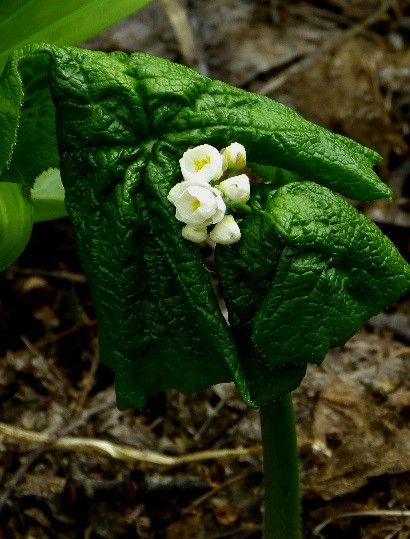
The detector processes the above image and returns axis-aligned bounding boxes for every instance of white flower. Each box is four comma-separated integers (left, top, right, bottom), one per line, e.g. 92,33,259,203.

167,180,226,225
179,144,224,183
221,142,246,171
218,174,250,204
210,215,241,245
181,224,208,243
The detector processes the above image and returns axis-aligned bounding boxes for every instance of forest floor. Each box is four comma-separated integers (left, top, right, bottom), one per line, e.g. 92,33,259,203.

1,1,410,538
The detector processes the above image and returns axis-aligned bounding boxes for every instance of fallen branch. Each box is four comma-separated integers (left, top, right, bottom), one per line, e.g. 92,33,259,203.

0,421,261,466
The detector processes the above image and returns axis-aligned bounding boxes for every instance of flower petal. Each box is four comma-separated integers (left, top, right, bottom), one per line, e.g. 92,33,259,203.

179,144,224,183
173,184,221,225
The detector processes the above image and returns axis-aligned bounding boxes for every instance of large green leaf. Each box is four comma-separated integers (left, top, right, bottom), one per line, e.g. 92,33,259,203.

0,44,408,408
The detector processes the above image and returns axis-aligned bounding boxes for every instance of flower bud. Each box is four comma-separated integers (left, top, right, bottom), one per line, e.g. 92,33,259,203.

181,224,208,243
210,215,241,245
221,142,246,171
179,144,224,183
218,174,250,204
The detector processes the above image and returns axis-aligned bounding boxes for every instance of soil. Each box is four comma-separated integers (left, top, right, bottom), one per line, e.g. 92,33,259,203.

1,1,410,538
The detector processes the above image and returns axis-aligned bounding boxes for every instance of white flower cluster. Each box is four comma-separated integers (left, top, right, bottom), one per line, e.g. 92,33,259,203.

167,143,250,245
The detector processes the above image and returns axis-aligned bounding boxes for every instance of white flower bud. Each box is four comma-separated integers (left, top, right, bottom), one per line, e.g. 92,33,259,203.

167,180,226,225
181,224,208,243
221,142,246,170
218,174,250,204
179,144,224,183
210,215,241,245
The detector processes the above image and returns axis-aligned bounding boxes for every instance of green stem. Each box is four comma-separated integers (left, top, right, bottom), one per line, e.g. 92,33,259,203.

260,393,301,539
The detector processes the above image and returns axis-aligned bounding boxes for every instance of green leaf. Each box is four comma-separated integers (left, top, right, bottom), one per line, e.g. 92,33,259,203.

0,44,407,408
254,182,410,363
31,168,67,222
162,81,391,202
248,163,302,188
0,51,59,186
62,141,237,409
0,0,154,72
214,206,307,406
216,182,410,406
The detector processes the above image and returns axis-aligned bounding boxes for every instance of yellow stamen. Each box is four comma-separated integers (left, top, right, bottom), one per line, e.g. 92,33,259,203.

192,198,201,212
194,155,211,171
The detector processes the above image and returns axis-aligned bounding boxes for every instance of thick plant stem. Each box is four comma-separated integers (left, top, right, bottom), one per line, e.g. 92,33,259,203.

260,393,301,539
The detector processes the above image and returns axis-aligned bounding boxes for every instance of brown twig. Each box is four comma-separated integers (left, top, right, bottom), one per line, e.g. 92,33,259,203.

17,319,97,352
74,345,101,412
181,471,249,516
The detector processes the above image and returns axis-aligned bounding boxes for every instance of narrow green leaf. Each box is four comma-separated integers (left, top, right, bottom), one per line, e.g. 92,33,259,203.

0,182,33,271
0,0,154,72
